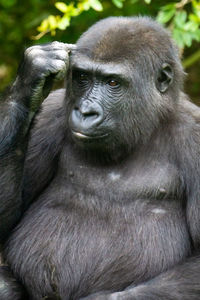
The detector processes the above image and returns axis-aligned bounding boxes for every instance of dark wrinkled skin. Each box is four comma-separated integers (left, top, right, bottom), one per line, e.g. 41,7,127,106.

1,17,200,300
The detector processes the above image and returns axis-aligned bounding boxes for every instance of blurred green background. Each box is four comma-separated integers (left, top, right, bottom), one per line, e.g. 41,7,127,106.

0,0,200,104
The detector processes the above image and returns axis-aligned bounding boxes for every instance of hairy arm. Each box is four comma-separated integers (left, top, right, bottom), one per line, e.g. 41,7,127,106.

0,43,73,300
22,89,66,210
0,94,28,241
0,42,72,241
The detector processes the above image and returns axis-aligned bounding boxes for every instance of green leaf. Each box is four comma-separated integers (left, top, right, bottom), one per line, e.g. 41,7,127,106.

161,3,176,11
192,29,200,41
189,14,200,23
48,15,58,30
78,1,91,11
184,21,198,31
144,0,151,4
37,19,49,32
89,0,103,11
172,28,185,48
161,3,176,10
174,11,187,28
112,0,124,8
57,15,70,30
192,0,200,18
55,2,68,13
157,9,175,24
182,32,193,47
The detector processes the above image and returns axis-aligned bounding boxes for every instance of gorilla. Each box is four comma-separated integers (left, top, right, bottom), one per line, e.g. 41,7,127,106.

0,16,200,300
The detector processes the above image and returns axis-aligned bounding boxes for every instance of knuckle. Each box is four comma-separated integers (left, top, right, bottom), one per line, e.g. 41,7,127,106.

51,41,74,52
65,43,77,51
51,41,65,49
25,45,38,55
54,50,69,60
34,57,46,68
25,46,43,61
52,41,61,46
24,46,34,56
53,60,66,71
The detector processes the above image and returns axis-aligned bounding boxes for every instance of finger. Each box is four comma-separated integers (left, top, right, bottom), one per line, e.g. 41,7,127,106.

49,50,69,61
63,43,77,53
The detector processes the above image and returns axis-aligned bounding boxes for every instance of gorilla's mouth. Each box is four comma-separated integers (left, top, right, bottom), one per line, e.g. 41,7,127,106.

72,130,108,140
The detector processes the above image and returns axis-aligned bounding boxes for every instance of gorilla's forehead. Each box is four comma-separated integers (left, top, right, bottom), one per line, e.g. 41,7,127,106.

70,54,130,78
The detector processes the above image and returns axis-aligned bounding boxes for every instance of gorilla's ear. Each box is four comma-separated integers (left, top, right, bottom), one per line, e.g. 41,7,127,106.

156,63,174,93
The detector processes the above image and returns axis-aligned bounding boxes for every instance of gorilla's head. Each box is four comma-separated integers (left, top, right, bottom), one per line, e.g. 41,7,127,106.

67,17,184,157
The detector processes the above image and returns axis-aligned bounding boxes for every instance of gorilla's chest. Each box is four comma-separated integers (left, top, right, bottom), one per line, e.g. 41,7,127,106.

58,143,181,201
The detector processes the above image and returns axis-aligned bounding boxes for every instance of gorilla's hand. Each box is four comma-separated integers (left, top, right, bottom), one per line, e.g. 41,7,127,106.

13,42,76,112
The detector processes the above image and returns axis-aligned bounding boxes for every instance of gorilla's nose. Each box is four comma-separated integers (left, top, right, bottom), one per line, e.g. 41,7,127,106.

71,101,104,130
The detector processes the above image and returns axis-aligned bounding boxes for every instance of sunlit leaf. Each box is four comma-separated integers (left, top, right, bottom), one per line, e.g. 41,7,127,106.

161,3,176,11
69,7,80,16
182,32,193,47
172,28,185,48
37,19,49,32
189,13,200,23
78,0,91,11
144,0,151,4
192,29,200,41
89,0,103,11
157,9,175,24
174,11,187,28
48,15,57,30
57,15,70,30
112,0,124,8
184,21,198,31
55,2,68,13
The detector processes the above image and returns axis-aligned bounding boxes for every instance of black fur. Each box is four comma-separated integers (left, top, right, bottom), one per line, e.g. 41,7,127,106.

2,17,200,299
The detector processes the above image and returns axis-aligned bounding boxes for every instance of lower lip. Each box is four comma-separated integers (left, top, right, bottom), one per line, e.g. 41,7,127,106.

72,131,93,139
72,131,107,139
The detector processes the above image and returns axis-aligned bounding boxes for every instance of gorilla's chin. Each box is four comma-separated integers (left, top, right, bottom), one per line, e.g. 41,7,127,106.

71,130,110,151
71,130,129,163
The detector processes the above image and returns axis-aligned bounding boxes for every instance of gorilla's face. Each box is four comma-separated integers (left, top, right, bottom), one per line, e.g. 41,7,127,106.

68,55,130,153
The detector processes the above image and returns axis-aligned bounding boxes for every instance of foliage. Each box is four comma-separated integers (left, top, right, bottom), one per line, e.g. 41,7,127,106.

157,1,200,49
0,0,200,102
36,0,103,39
35,0,200,51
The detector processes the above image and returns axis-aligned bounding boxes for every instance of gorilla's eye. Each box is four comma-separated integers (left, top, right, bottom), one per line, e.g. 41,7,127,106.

77,73,89,83
107,79,119,87
72,71,89,85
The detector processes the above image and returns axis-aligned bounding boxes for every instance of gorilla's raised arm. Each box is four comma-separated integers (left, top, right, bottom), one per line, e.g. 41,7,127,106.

0,42,72,241
0,42,73,299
